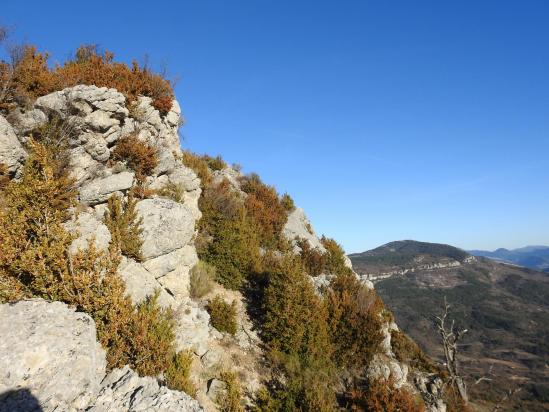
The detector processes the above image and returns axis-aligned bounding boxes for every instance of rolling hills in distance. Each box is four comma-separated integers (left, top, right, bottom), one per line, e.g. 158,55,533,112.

349,240,549,411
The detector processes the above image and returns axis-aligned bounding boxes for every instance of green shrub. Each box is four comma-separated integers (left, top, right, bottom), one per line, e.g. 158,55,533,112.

321,236,353,276
391,329,438,373
262,255,332,358
240,173,288,247
280,193,295,212
208,295,238,335
181,151,213,187
111,134,158,182
297,238,327,277
327,272,384,369
198,180,261,289
217,371,244,412
205,154,227,171
189,261,215,299
104,191,143,261
165,350,196,396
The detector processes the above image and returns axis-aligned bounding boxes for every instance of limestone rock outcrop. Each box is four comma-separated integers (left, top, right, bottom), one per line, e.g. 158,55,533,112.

0,299,106,412
88,366,202,412
8,85,202,309
0,115,27,178
0,299,203,412
283,207,327,253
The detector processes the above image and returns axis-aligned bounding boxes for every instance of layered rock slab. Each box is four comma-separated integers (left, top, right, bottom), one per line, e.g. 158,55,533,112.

0,299,106,412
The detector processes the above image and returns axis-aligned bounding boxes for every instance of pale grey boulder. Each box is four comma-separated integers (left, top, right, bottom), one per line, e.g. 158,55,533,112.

117,257,176,309
0,299,106,412
211,167,243,192
174,298,214,356
8,109,48,137
0,115,27,178
65,210,111,254
84,110,120,132
367,354,409,389
283,207,327,253
88,366,202,412
142,245,198,280
79,171,135,205
136,198,196,260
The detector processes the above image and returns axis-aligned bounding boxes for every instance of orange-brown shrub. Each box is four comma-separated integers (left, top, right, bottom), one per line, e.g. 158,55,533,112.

240,173,288,247
297,238,327,277
111,135,158,181
0,44,174,113
181,151,213,187
345,378,425,412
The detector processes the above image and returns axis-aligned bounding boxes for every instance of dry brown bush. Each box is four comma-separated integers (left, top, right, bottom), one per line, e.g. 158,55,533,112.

110,134,158,182
0,44,173,114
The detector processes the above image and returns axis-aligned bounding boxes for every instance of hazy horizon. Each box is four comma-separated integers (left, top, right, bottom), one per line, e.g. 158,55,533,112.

3,1,548,253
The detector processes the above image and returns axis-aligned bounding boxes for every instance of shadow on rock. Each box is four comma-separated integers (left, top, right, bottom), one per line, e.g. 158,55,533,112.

0,389,43,412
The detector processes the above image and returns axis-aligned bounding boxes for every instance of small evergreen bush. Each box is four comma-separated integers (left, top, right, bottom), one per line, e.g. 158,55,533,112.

327,273,384,369
104,191,144,262
207,295,238,335
217,371,244,412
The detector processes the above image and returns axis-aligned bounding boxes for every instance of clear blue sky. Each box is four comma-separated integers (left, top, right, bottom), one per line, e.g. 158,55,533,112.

3,1,548,253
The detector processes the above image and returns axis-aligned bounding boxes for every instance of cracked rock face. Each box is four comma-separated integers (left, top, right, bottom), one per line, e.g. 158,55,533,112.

87,366,203,412
0,115,27,178
283,207,327,253
0,299,107,412
0,300,203,412
6,85,202,309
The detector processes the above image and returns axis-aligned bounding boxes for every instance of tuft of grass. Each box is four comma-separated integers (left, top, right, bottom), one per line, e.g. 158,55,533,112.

189,261,215,299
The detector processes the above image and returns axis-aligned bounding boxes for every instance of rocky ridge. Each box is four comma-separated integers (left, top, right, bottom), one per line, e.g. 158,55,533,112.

0,86,445,411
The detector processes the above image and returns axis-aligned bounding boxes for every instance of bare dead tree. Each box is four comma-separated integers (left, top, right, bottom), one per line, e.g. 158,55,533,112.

435,297,469,404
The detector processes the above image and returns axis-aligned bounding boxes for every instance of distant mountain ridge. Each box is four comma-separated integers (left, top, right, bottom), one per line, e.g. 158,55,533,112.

349,240,549,410
469,245,549,273
349,240,474,280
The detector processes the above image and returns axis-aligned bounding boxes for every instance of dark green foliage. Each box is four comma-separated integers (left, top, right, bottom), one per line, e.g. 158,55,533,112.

258,256,338,411
197,180,261,289
297,238,327,277
104,191,144,261
280,193,295,212
208,295,238,335
321,236,354,276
